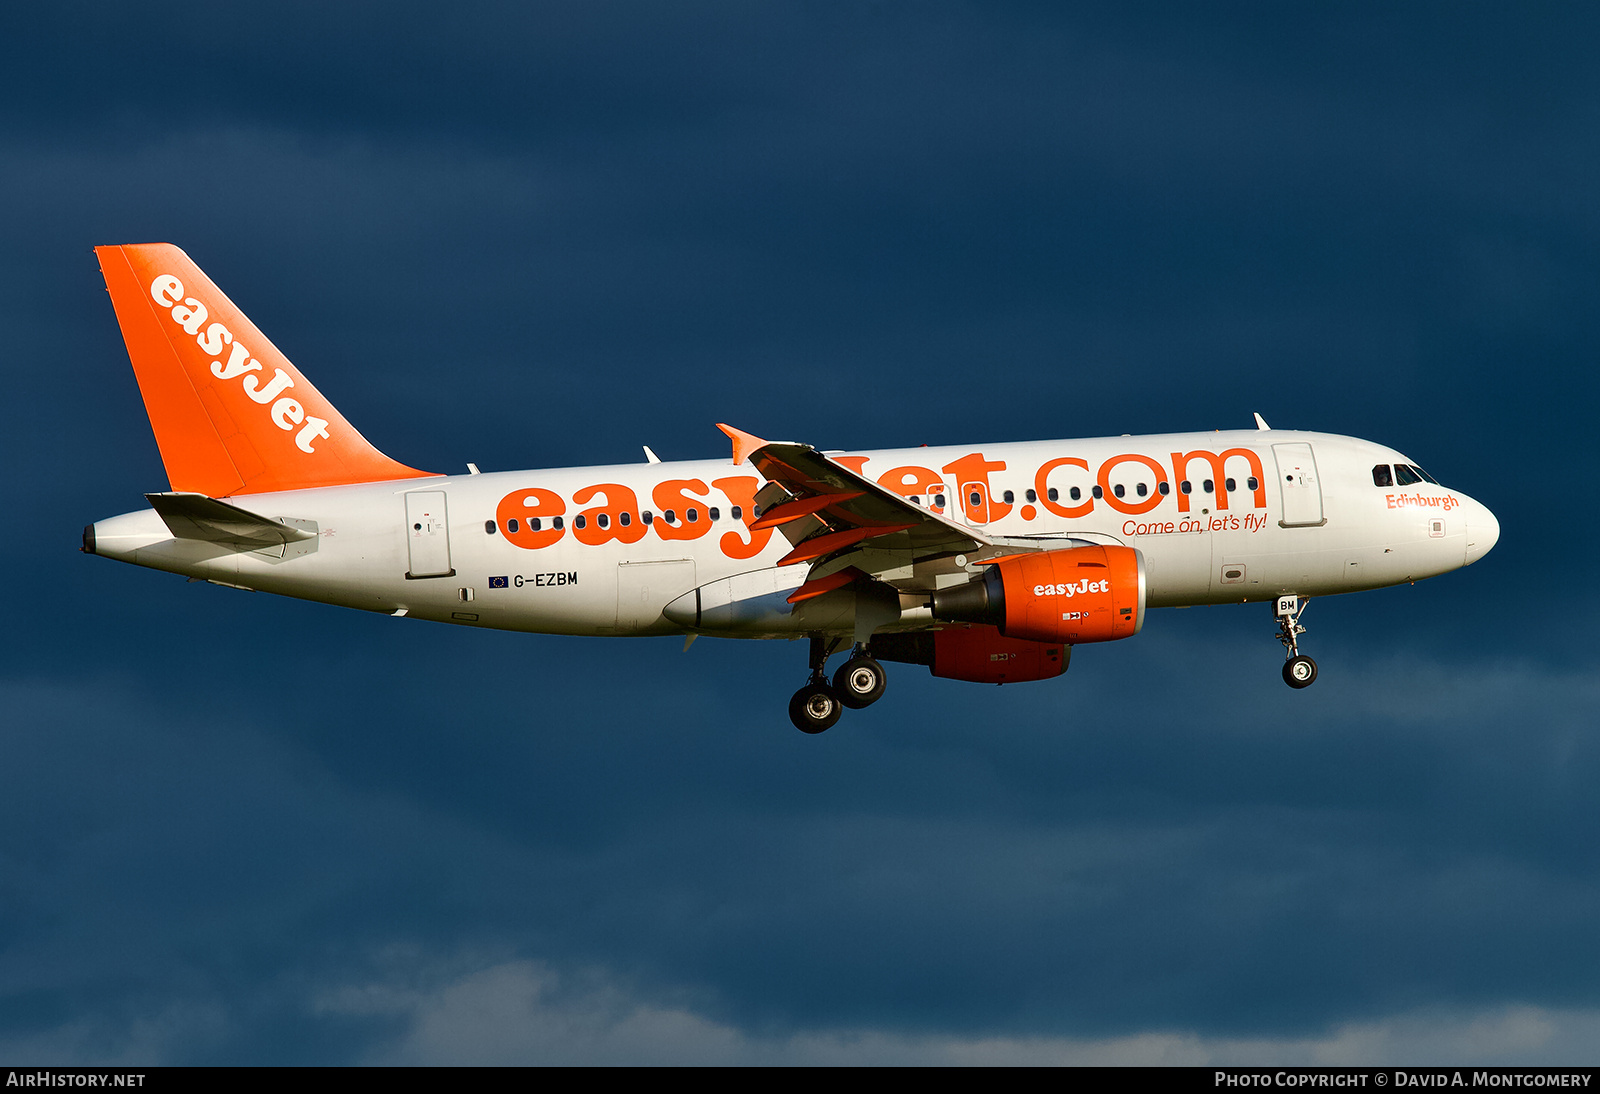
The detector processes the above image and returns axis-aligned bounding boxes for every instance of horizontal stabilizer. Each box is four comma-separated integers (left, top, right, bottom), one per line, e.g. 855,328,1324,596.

146,492,316,549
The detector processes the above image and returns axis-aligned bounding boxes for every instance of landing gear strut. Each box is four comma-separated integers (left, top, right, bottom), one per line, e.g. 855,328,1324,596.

1274,596,1317,689
789,635,843,734
788,636,888,732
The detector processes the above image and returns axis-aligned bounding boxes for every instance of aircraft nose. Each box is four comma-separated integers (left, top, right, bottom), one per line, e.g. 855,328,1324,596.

1464,499,1499,565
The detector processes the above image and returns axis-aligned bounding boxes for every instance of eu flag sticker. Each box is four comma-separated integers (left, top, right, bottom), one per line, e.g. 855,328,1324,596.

489,576,509,589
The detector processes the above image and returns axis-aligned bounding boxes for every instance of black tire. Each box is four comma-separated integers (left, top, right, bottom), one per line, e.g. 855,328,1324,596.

1283,655,1318,689
832,655,887,709
789,682,843,733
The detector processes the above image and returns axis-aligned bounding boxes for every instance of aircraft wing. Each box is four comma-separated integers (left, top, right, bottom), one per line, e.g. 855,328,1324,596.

717,424,1057,600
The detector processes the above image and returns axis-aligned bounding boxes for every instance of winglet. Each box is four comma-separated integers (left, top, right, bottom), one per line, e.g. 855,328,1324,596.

1253,412,1271,431
716,423,769,466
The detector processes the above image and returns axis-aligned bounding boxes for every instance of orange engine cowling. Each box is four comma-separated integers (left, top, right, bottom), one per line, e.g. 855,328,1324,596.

931,544,1146,644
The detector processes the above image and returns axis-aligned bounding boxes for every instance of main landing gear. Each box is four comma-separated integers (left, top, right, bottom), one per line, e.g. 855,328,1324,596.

1274,595,1317,689
788,636,887,733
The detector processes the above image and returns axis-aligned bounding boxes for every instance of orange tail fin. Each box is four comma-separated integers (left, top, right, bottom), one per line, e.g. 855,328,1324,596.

96,243,437,497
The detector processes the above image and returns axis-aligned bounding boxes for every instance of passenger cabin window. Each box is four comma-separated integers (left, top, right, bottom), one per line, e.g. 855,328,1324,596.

1225,478,1236,492
1203,479,1214,493
1247,476,1259,491
934,493,946,508
1372,464,1393,487
1158,481,1170,495
642,511,654,525
551,517,563,530
731,506,742,520
1180,481,1192,494
620,512,631,527
597,514,609,529
1048,488,1059,502
574,515,587,530
485,520,496,535
709,507,720,521
663,510,677,524
1136,483,1147,497
1002,490,1015,504
508,518,521,533
1025,489,1037,503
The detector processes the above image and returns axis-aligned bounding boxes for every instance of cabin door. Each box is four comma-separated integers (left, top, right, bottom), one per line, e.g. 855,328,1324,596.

405,491,454,578
1273,444,1325,527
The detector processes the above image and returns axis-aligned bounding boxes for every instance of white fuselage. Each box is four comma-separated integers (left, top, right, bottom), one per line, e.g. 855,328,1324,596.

89,429,1499,639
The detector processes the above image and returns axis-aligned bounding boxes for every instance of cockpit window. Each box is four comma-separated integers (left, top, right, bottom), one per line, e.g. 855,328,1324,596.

1411,464,1439,485
1372,464,1393,487
1394,464,1422,486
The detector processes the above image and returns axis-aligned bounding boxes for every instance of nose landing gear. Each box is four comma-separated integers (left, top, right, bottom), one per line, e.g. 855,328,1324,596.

788,636,888,732
1275,596,1317,689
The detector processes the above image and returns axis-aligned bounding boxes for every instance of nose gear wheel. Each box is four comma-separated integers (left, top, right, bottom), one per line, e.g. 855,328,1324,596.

1283,655,1317,688
1274,597,1318,689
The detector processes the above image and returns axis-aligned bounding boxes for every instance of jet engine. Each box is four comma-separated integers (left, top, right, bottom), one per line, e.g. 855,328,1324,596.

931,544,1146,644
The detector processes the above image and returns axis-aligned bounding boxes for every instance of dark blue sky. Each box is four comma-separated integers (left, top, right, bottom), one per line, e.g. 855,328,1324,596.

3,2,1594,1063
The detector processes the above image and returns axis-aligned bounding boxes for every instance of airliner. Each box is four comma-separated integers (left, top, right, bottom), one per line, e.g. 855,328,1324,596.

83,244,1500,732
